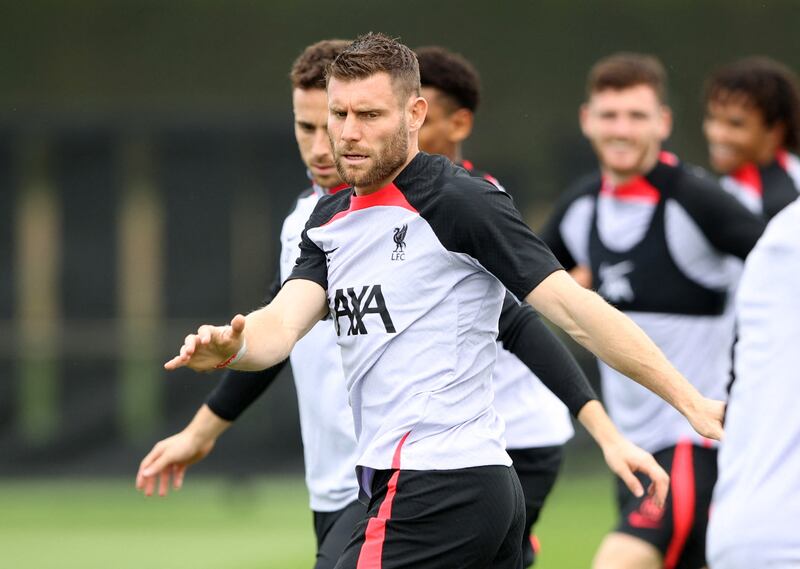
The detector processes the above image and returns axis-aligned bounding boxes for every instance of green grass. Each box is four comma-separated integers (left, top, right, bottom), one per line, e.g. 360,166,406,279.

0,471,617,569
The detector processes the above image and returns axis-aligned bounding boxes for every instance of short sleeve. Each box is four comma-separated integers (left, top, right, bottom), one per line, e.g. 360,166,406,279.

439,182,563,299
286,227,328,290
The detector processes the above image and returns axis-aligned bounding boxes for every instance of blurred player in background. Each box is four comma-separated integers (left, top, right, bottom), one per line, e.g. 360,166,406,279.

703,56,800,219
154,34,726,569
542,53,765,569
416,44,569,567
706,199,800,569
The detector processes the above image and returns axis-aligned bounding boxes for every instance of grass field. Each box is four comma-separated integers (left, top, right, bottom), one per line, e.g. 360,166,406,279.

0,469,617,569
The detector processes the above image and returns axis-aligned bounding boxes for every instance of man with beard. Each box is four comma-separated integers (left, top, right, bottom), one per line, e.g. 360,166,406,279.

541,53,765,569
136,38,661,569
703,56,800,219
156,35,726,569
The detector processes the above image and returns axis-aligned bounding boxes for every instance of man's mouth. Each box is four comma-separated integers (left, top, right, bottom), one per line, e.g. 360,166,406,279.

708,143,737,160
341,153,369,164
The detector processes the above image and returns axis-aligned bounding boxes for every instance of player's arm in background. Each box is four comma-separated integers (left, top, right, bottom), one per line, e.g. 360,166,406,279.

498,294,669,506
136,269,291,497
136,277,328,496
671,171,765,259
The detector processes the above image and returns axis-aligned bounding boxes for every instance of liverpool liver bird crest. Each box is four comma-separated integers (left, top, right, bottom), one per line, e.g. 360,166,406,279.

393,224,408,253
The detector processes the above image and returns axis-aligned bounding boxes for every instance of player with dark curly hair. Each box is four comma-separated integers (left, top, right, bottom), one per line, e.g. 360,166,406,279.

703,56,800,219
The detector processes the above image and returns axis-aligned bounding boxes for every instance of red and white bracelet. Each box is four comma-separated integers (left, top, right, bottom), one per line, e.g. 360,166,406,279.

214,338,248,369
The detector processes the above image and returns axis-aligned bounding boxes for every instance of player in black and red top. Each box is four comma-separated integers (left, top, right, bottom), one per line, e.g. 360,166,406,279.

703,56,800,219
159,35,726,569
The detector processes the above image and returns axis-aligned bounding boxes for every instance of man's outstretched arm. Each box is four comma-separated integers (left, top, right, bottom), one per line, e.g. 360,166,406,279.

138,279,328,496
526,269,725,441
498,297,669,507
164,279,328,373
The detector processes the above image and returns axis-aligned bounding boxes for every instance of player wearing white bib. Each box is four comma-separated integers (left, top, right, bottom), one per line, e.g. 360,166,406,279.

706,199,800,568
542,54,765,569
150,35,726,569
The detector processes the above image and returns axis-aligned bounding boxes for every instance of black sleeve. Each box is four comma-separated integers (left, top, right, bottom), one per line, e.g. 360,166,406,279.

497,292,597,417
205,359,289,421
539,197,578,272
286,226,329,289
263,263,282,304
435,179,563,299
285,192,351,289
539,176,599,271
676,168,766,260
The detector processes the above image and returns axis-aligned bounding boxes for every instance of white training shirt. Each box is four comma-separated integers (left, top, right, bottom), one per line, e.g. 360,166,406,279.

707,199,800,562
492,348,573,449
279,184,360,512
289,153,562,495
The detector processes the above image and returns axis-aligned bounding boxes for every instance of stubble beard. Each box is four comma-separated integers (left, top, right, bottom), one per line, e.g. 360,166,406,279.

334,120,409,189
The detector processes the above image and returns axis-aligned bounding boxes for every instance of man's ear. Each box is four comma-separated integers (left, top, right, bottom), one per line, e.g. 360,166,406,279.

659,105,673,141
408,96,428,131
579,103,591,137
447,108,474,143
766,121,787,154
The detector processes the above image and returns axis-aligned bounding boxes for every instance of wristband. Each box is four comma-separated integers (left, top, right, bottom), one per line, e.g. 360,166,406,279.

214,338,248,369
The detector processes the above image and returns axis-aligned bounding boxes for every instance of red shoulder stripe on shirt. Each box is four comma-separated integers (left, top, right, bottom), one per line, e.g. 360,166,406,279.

600,176,660,204
323,183,418,226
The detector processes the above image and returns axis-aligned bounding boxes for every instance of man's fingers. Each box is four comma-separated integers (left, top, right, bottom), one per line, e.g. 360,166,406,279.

143,472,156,497
183,335,197,356
618,467,645,499
158,469,170,497
197,325,217,345
138,445,164,478
164,355,187,370
141,448,176,479
230,314,246,336
173,465,187,490
638,458,670,509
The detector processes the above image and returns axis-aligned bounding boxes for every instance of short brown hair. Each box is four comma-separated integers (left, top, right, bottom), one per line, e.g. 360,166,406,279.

416,46,481,112
587,52,668,103
327,32,420,102
290,39,351,90
705,57,800,151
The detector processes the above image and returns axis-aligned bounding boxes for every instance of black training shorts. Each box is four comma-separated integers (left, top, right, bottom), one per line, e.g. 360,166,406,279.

615,441,717,569
335,465,525,569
